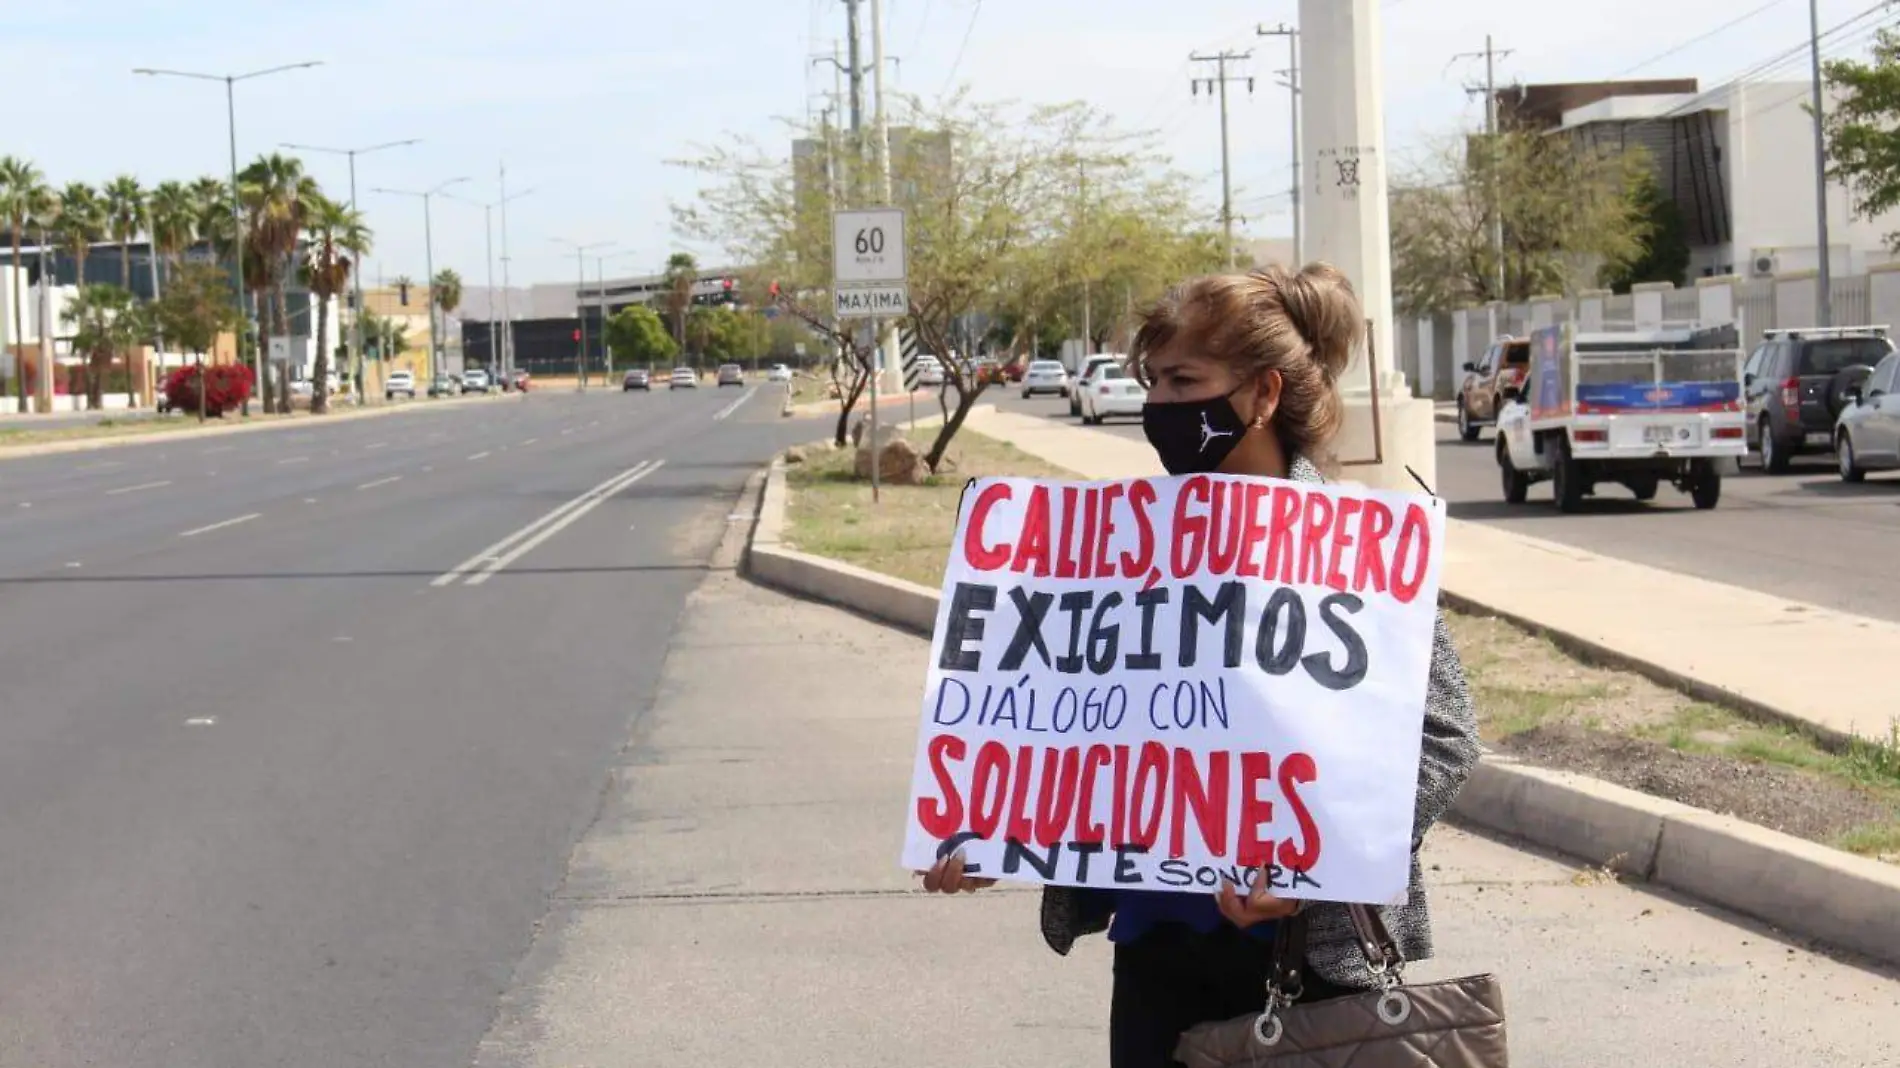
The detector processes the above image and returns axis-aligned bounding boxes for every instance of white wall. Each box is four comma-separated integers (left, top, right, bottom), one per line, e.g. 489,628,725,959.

1723,82,1900,278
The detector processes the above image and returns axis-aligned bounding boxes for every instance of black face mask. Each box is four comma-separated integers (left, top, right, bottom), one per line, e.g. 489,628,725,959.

1142,384,1251,475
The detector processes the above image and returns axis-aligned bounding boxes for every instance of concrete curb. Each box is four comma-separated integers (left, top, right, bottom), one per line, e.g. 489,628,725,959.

741,460,1900,970
0,392,524,463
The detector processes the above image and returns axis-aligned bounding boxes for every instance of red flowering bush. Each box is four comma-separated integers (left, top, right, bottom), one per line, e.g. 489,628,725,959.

164,363,255,417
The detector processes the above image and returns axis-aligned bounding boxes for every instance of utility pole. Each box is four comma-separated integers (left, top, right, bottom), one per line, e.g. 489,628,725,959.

1455,36,1514,300
844,0,865,162
499,163,514,378
1807,0,1834,326
1190,50,1255,270
1258,23,1301,265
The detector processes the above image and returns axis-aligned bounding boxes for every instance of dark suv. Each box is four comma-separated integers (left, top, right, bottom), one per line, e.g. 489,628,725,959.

1743,327,1893,472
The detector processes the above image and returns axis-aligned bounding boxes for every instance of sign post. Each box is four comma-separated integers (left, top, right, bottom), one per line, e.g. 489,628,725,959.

833,207,909,504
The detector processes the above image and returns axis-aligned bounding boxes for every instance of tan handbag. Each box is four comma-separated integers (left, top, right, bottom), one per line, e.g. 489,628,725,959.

1173,905,1508,1067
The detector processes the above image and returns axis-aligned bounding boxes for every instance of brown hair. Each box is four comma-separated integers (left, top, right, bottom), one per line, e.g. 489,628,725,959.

1131,263,1364,460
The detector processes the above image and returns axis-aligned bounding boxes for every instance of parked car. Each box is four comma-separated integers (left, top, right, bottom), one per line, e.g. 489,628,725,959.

716,363,745,387
1835,348,1900,482
1003,361,1026,383
766,364,793,383
461,368,492,394
624,368,651,391
383,364,418,399
1078,360,1145,425
670,367,699,390
1744,326,1893,472
1455,336,1531,441
428,375,462,398
1020,360,1069,398
916,357,946,388
1069,354,1124,417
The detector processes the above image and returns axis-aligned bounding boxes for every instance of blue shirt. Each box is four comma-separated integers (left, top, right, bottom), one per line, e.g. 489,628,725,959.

1107,889,1276,944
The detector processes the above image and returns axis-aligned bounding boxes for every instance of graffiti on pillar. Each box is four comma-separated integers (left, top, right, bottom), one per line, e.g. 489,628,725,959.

1312,145,1378,203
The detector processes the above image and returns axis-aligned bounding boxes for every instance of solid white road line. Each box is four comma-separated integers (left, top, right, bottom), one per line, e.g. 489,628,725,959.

463,461,664,586
365,442,388,450
277,456,309,465
521,438,538,446
468,451,490,461
430,462,658,588
106,480,172,496
357,476,402,490
180,513,261,538
712,386,758,421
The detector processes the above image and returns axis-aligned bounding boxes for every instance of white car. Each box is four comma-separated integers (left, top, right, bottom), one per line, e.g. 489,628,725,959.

766,364,793,383
1078,360,1145,424
1020,360,1068,398
1069,354,1125,417
462,369,491,394
669,367,699,389
1835,349,1900,482
385,370,416,400
917,358,946,387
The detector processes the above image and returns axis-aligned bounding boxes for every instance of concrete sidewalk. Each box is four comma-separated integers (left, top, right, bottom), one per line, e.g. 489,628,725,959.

473,547,1898,1066
962,407,1898,746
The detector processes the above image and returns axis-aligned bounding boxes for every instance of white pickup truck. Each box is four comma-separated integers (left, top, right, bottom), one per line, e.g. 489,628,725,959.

1496,321,1749,511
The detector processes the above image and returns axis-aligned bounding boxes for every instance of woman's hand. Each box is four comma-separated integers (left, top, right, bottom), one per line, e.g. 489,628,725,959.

916,852,997,894
1215,880,1301,929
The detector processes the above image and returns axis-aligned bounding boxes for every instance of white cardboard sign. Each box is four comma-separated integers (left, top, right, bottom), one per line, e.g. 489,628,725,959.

900,472,1445,905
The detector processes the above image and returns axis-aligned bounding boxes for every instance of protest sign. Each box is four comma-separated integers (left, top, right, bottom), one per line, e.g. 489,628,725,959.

900,473,1445,905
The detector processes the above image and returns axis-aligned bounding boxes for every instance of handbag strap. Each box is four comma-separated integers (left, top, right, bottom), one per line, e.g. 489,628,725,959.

1267,903,1404,1001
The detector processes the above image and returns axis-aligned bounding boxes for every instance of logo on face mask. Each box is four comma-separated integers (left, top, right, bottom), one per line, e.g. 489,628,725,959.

1198,411,1235,453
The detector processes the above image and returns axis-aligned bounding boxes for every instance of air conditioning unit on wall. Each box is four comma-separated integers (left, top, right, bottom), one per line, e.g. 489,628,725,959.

1749,250,1779,278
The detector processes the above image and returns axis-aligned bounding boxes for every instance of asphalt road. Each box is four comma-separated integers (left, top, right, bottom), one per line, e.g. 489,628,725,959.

0,382,812,1068
986,389,1900,623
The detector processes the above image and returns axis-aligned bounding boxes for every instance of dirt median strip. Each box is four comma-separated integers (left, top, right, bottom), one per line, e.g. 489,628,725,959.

746,426,1900,964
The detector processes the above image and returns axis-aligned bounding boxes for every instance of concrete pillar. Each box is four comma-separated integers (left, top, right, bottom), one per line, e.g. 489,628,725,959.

1484,301,1503,345
1696,275,1737,329
1579,290,1608,331
1297,0,1434,491
1415,317,1435,398
1451,309,1471,377
1527,294,1562,331
1632,281,1671,328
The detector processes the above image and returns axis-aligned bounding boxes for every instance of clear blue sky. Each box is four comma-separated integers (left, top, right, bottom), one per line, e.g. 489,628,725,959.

1,0,1882,288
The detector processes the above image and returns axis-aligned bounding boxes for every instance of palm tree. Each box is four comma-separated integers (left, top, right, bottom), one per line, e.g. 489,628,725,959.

149,181,198,282
300,195,371,415
62,284,145,411
237,154,321,413
433,269,463,374
102,176,147,407
55,183,104,292
0,156,48,411
661,252,698,348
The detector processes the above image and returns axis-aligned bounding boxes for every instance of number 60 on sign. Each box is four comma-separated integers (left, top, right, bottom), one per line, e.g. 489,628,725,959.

833,207,908,286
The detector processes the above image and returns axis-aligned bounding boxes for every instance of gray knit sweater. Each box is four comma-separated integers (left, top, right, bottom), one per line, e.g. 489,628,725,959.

1036,455,1484,989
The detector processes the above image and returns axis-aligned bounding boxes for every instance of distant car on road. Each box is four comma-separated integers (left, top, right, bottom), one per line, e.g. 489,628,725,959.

624,368,651,391
766,364,793,383
917,358,946,388
1021,360,1069,398
1745,326,1893,472
1456,336,1531,441
716,363,745,387
1069,354,1123,417
1078,360,1145,424
1835,349,1900,482
428,376,462,398
670,367,699,390
461,369,492,394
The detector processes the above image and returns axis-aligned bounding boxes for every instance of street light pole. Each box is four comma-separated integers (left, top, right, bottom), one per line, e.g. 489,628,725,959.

133,60,323,416
280,138,420,405
552,238,615,389
443,185,535,382
374,177,469,383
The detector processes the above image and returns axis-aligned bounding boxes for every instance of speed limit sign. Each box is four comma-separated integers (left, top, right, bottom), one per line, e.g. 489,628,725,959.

833,207,907,288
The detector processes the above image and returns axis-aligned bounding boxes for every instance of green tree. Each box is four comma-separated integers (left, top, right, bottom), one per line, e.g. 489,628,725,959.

0,156,50,410
1825,27,1900,250
55,182,105,294
302,195,372,414
237,153,322,412
605,304,678,367
1390,128,1652,314
152,260,243,360
1599,173,1690,292
61,284,146,410
102,175,146,295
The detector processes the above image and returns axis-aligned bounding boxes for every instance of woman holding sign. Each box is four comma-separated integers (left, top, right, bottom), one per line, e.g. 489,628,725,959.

917,264,1483,1068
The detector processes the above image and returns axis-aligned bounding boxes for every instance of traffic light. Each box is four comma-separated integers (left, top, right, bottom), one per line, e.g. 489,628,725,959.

721,277,735,305
768,280,780,299
572,329,582,342
398,281,409,306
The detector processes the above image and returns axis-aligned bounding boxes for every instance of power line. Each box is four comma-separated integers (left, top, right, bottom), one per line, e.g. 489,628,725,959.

941,0,982,95
1609,0,1793,79
1189,50,1255,268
